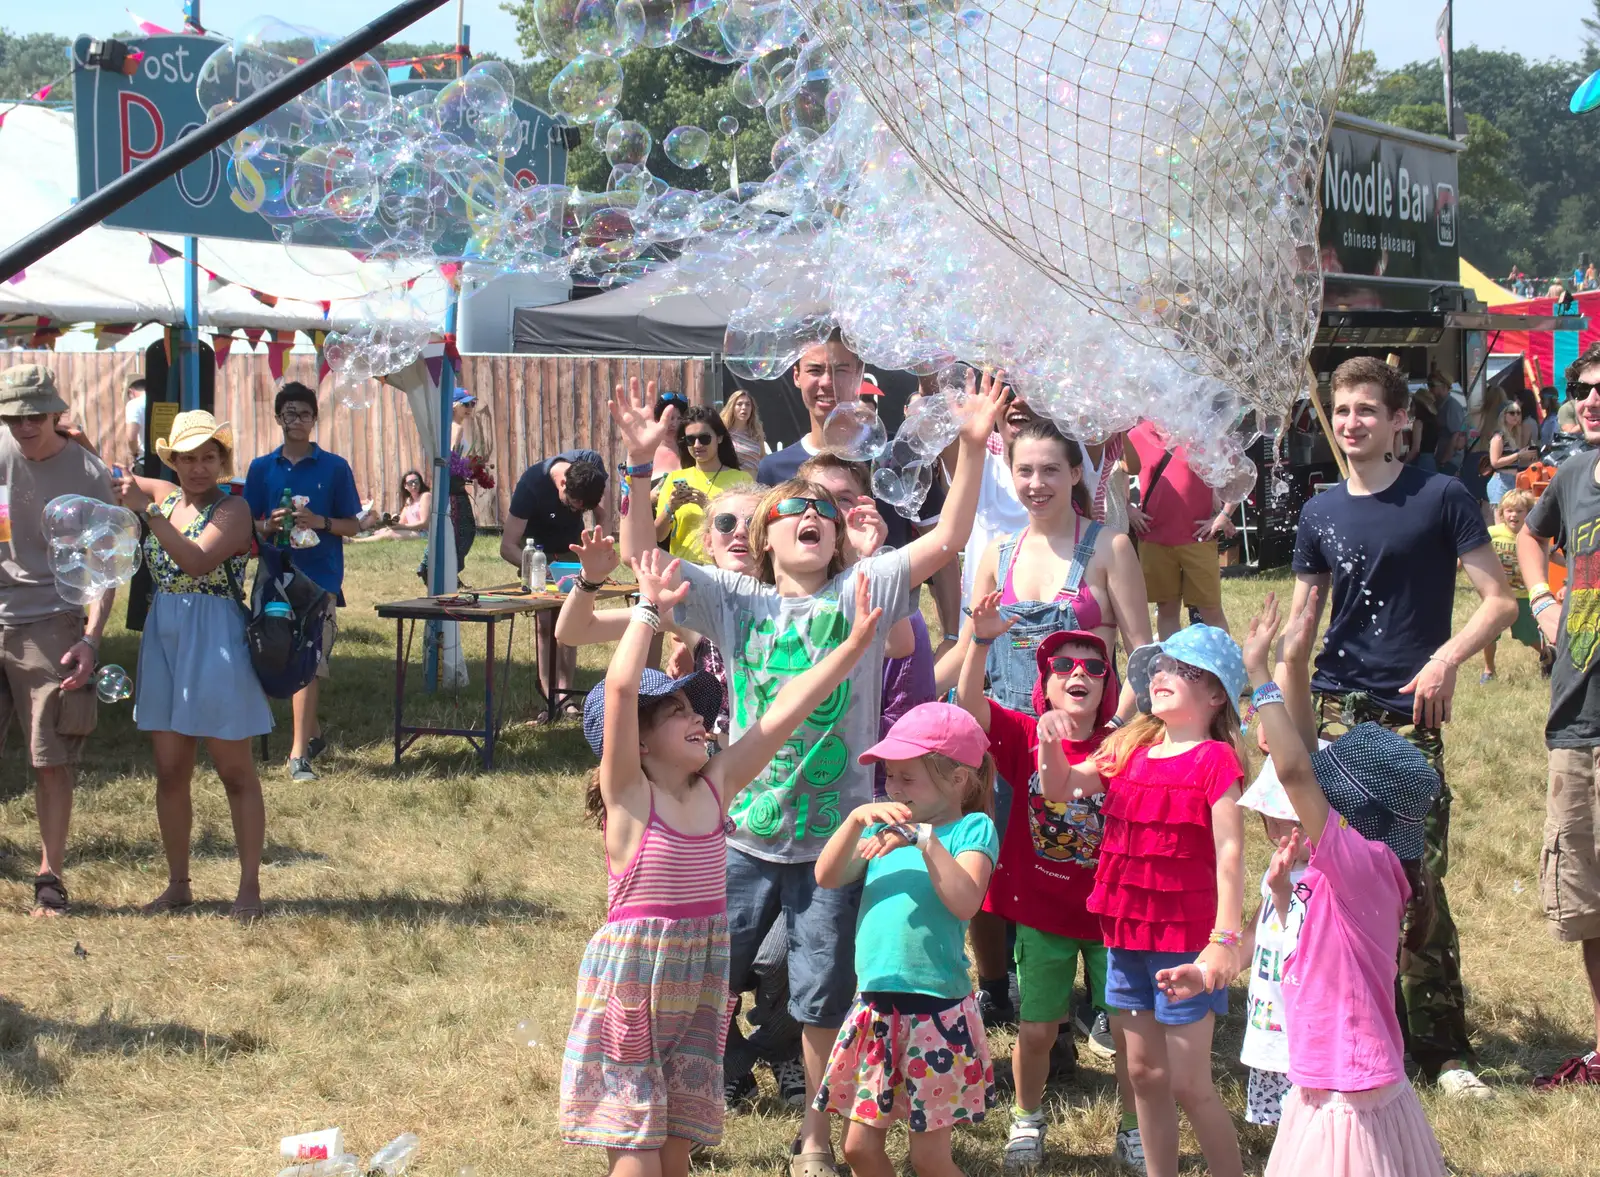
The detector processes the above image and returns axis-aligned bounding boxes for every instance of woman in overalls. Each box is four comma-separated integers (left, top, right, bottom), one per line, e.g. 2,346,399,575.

964,417,1152,1026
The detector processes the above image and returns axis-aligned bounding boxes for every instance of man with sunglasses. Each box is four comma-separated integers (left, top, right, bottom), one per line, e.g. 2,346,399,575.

1518,342,1600,1092
243,382,363,782
0,366,117,917
1291,356,1516,1099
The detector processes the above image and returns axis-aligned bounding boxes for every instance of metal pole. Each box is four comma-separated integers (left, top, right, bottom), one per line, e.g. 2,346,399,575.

424,13,469,692
0,0,451,282
178,3,204,413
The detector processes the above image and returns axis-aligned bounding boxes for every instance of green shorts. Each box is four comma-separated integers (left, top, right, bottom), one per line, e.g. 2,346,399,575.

1509,597,1540,650
1013,924,1109,1025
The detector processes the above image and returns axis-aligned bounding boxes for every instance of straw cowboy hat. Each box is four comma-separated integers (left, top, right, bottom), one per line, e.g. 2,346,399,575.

155,410,236,477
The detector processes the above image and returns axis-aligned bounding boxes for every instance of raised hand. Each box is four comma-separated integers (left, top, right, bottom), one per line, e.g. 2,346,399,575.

631,549,689,610
1036,708,1077,747
568,526,620,582
608,376,674,462
1242,591,1282,677
971,590,1018,642
844,501,888,561
1279,585,1319,668
845,569,885,649
959,367,1013,445
1266,829,1303,898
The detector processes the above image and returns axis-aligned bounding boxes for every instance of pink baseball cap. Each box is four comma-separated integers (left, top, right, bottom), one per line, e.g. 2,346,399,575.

858,702,988,768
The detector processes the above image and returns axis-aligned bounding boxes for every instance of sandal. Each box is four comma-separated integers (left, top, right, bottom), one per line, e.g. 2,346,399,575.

789,1150,838,1177
230,902,265,925
32,872,69,917
141,879,193,916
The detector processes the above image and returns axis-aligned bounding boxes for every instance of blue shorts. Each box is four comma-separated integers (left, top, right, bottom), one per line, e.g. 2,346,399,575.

726,847,863,1029
1104,947,1228,1026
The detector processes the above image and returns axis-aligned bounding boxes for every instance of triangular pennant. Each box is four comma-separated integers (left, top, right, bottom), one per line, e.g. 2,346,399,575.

242,326,264,348
6,268,25,284
311,329,328,351
93,323,134,350
318,300,331,317
265,338,291,381
212,333,234,369
32,83,52,102
148,239,178,265
206,271,228,294
250,289,278,308
27,327,60,351
128,9,173,35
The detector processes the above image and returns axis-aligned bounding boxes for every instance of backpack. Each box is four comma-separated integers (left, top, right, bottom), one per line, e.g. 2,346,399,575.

240,544,334,699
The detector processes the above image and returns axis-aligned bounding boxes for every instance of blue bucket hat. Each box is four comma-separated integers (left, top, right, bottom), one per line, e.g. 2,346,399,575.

582,669,724,758
1125,624,1247,716
1310,723,1441,862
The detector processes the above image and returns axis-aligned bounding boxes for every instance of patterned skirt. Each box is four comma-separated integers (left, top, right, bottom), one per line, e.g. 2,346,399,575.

559,914,730,1150
814,992,997,1133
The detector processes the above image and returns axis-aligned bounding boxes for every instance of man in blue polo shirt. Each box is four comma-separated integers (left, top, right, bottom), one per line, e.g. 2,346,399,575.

244,382,362,782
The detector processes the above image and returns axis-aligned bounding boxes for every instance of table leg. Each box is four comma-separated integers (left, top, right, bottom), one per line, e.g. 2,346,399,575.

483,618,496,770
393,618,406,765
539,613,556,724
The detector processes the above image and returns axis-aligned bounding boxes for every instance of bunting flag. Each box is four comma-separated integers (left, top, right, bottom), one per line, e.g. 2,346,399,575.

5,268,23,284
206,270,229,294
212,332,234,369
31,84,52,102
28,327,61,350
250,289,279,308
149,239,180,265
242,326,264,349
265,328,293,380
94,323,136,350
128,9,173,35
439,262,462,292
442,331,462,375
318,300,331,317
315,329,331,383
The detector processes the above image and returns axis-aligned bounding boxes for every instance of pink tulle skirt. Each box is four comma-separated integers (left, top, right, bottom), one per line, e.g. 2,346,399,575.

1265,1082,1445,1177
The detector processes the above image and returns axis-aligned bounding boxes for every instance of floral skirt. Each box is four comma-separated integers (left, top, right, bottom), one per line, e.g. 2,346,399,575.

814,992,997,1133
559,914,729,1150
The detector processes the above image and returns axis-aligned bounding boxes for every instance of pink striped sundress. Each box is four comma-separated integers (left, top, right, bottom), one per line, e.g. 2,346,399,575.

559,776,731,1151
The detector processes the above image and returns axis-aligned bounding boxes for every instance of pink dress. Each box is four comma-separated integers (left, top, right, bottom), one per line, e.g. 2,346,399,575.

559,778,730,1150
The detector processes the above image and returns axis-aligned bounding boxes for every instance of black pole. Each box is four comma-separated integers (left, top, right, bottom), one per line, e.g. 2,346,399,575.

0,0,451,283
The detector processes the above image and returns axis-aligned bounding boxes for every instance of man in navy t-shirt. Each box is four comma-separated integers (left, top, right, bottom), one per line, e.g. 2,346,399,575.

243,382,363,783
1291,356,1516,1096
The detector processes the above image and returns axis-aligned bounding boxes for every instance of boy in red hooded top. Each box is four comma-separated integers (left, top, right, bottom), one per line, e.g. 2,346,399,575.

957,591,1141,1171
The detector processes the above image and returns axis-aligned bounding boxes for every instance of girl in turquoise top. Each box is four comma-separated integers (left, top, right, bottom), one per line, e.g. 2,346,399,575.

115,410,271,922
813,702,1000,1177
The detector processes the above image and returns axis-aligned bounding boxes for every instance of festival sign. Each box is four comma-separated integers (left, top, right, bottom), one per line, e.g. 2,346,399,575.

1318,115,1461,284
73,34,566,247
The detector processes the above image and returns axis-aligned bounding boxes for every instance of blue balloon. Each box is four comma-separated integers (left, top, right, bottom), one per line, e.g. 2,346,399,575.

1571,68,1600,114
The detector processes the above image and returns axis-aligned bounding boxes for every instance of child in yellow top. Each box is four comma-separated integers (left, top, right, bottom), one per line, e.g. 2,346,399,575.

1482,487,1541,683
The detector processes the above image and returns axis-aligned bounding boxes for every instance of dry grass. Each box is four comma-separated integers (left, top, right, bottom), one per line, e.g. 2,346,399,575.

0,544,1594,1176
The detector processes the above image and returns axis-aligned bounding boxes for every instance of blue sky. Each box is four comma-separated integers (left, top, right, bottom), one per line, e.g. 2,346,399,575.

6,1,1591,71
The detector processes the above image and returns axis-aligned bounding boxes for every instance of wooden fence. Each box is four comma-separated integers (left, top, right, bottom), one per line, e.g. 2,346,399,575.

0,350,711,526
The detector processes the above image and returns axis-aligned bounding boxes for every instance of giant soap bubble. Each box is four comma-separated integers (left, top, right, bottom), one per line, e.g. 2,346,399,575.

44,495,142,606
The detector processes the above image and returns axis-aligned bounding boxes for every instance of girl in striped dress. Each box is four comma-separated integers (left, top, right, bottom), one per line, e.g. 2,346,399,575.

560,550,883,1170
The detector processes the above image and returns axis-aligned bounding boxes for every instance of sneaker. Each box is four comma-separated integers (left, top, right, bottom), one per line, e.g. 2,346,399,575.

1003,1111,1046,1170
306,735,327,761
1076,1008,1116,1059
1478,670,1495,684
1047,1028,1077,1079
770,1056,807,1108
1436,1066,1494,1099
1534,1050,1600,1091
1113,1126,1147,1174
724,1068,758,1112
287,756,318,782
977,986,1017,1029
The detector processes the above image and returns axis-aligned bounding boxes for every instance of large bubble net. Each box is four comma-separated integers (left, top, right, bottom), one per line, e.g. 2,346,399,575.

44,495,142,607
197,3,1360,494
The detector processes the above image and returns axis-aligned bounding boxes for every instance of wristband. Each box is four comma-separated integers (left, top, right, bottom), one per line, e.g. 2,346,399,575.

1532,596,1559,617
618,461,653,518
972,635,996,647
1208,928,1241,947
1427,654,1459,668
1248,682,1285,717
79,634,101,651
943,632,960,643
631,603,662,632
575,576,605,593
1106,715,1126,730
1530,582,1551,600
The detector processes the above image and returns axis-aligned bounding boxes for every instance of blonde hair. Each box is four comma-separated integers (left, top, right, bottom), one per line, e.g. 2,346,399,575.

696,482,768,554
923,751,997,818
1498,487,1537,517
745,479,848,584
1096,697,1249,780
722,389,766,453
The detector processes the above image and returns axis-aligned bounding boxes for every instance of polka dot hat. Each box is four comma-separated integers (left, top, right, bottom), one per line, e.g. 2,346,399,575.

582,669,724,758
1126,624,1248,716
1309,722,1441,862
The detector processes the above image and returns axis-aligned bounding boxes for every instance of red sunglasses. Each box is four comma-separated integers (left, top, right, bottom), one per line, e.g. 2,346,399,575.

1049,655,1108,678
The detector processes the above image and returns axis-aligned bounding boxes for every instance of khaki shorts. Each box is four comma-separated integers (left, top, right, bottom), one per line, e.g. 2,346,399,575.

1139,540,1222,610
0,613,98,768
1543,747,1600,942
315,609,338,681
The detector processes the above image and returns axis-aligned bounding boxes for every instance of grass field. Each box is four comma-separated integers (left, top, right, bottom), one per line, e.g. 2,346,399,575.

0,540,1595,1176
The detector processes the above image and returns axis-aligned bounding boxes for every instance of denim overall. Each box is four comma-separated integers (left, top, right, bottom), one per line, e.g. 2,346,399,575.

986,521,1102,831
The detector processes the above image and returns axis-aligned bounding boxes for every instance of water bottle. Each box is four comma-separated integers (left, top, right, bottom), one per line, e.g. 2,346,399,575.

367,1132,420,1175
276,488,295,549
521,540,547,592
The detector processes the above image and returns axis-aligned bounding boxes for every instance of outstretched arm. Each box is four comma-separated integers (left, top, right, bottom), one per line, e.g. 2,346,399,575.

610,377,679,564
1398,544,1517,727
955,590,1014,732
1037,710,1105,802
1249,591,1326,840
710,574,883,805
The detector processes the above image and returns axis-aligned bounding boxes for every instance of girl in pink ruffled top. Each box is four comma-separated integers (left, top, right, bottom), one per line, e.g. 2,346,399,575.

1043,622,1249,1177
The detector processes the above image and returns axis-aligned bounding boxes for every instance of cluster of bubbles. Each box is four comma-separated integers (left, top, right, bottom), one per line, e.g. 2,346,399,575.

204,1,1358,492
95,665,133,704
44,495,142,607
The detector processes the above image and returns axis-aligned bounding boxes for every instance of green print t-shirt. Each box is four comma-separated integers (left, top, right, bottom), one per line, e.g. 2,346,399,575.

1526,448,1600,747
675,550,915,863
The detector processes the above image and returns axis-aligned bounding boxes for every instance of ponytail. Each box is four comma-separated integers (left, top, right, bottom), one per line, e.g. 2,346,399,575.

923,751,996,818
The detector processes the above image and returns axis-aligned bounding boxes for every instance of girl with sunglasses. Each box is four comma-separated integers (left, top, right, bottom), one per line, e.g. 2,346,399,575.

656,407,753,564
1042,623,1250,1177
1486,398,1538,508
610,371,1009,1177
956,594,1142,1171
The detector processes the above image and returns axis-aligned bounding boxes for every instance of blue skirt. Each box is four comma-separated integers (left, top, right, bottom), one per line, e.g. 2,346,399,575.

135,592,273,740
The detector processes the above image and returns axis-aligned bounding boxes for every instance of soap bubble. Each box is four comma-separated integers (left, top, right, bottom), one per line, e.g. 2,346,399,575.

822,402,888,462
547,54,625,124
44,495,142,605
718,114,739,136
95,665,133,704
730,58,771,108
512,1014,548,1049
663,125,711,169
605,120,653,167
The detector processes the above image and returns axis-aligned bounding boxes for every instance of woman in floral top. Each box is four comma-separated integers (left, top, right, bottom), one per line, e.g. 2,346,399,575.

115,411,271,922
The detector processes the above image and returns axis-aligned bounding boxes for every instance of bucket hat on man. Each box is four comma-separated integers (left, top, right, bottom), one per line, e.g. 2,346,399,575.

0,365,70,417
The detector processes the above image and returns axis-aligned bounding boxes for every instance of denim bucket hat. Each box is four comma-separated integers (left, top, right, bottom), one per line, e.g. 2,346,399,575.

583,669,723,758
1125,624,1247,715
1310,722,1441,862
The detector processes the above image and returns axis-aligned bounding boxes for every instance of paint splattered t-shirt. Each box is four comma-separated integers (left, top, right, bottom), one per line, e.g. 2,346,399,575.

674,551,915,863
1292,466,1489,715
1525,449,1600,747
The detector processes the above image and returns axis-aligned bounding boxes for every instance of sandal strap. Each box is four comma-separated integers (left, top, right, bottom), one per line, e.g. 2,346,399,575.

33,872,69,912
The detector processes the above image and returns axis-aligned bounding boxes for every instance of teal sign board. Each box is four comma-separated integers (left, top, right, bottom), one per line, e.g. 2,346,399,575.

73,34,567,247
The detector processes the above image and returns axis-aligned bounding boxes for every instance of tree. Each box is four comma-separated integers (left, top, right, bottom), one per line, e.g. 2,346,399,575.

0,28,74,103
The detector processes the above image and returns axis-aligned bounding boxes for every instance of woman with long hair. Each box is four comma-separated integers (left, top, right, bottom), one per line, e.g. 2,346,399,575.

113,411,270,922
722,388,767,474
357,470,431,541
447,390,489,571
655,405,753,563
1486,398,1538,507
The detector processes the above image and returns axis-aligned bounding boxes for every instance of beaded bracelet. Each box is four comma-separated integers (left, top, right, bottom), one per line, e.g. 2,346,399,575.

618,461,652,517
631,603,662,632
1208,928,1241,947
574,575,605,593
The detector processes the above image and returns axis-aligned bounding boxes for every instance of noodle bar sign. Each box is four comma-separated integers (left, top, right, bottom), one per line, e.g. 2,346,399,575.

1318,115,1461,284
